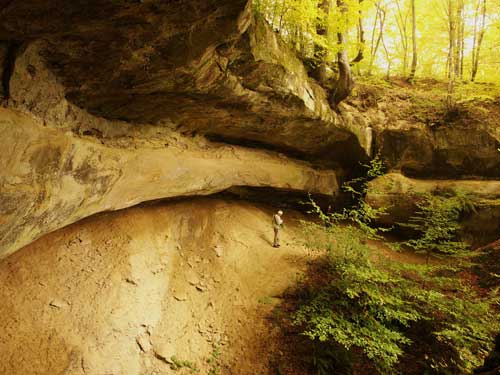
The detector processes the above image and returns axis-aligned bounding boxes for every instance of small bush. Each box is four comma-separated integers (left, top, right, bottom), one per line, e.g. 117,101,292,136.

400,191,475,261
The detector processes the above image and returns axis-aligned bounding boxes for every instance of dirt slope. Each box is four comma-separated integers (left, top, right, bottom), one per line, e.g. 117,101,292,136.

0,198,313,375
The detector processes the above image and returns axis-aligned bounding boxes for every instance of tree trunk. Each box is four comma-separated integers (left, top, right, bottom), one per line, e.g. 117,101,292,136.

278,0,288,32
459,17,465,78
300,25,307,57
395,0,409,76
453,0,463,78
471,0,487,81
381,27,391,79
330,0,354,106
368,2,385,75
446,0,456,110
471,0,480,78
271,0,279,29
408,0,417,81
313,0,331,84
351,0,366,65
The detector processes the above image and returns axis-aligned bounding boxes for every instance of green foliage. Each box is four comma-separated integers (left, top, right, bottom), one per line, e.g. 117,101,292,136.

169,356,199,372
254,0,371,66
253,0,323,58
293,158,498,374
294,245,420,370
295,213,498,373
400,191,474,259
254,0,500,84
298,157,416,371
302,156,389,269
295,224,420,372
308,154,389,238
207,346,222,375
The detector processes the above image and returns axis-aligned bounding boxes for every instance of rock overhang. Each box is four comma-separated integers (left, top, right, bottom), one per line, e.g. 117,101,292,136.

0,0,371,165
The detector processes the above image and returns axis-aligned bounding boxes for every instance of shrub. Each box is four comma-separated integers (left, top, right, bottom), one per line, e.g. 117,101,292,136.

292,161,497,374
400,191,474,261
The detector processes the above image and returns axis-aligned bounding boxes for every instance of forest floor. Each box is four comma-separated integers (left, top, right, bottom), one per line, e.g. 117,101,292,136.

350,76,500,132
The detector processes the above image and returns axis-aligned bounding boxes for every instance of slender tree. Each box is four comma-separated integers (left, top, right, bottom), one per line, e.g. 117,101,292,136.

351,0,366,65
453,0,464,79
381,20,391,79
471,0,487,81
368,1,386,75
253,0,500,85
313,0,331,84
446,0,457,109
330,0,355,105
394,0,410,76
408,0,418,81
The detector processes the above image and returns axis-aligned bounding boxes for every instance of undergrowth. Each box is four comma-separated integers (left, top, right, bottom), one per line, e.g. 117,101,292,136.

285,157,499,374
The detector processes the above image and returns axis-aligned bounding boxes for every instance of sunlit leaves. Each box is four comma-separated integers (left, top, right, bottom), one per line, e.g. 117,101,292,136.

254,0,500,82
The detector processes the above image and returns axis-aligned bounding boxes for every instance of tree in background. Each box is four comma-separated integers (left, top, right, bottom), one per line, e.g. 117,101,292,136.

254,0,367,105
330,0,356,105
394,0,410,76
350,0,366,66
445,0,458,108
254,0,500,89
312,0,331,84
408,0,417,81
471,0,487,81
367,1,386,75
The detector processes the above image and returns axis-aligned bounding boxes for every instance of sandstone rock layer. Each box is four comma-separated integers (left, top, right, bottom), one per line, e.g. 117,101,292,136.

0,108,338,259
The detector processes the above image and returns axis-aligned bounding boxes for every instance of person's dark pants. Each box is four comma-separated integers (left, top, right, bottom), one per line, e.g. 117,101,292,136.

273,227,280,247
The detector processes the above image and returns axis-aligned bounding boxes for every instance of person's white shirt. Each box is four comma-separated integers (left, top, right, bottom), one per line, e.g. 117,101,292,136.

273,212,283,228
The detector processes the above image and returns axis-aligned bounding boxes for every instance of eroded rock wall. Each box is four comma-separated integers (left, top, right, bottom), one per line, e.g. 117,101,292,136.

0,108,338,259
351,85,500,179
0,0,375,258
0,0,370,166
1,0,498,256
374,123,500,179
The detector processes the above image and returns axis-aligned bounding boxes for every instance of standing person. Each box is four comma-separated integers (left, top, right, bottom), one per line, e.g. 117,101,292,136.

272,210,284,248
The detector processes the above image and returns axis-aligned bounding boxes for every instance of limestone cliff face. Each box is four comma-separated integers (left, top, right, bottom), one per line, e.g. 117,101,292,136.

353,84,500,243
0,0,373,258
374,122,500,179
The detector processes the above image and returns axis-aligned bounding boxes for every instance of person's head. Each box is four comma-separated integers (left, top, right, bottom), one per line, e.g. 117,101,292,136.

277,210,283,216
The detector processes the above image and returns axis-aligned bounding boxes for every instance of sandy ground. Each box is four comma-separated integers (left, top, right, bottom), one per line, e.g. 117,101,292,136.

0,198,313,375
